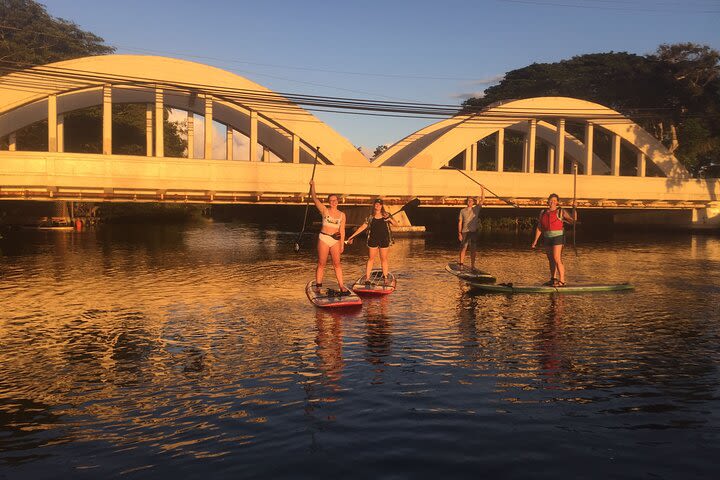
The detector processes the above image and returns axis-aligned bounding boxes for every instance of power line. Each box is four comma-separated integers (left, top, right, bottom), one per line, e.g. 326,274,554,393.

1,60,717,123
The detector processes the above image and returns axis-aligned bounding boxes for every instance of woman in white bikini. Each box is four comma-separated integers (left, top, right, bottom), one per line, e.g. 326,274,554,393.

310,180,349,294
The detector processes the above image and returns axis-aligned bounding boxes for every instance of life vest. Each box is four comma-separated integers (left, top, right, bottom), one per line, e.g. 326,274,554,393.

539,208,564,232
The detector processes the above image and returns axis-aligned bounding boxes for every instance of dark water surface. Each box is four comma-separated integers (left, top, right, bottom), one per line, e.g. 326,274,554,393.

1,223,719,479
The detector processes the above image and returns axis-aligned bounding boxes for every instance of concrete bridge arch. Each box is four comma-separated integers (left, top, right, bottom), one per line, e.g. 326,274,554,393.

0,55,369,166
373,97,688,179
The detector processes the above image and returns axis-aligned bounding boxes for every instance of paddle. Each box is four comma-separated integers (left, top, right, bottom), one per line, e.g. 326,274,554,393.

387,197,421,219
452,167,518,208
294,147,320,252
572,160,578,249
344,197,421,244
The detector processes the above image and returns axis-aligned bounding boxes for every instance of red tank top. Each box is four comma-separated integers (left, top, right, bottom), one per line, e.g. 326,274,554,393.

540,209,564,232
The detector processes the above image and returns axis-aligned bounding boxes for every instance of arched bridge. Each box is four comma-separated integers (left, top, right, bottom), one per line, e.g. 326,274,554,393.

0,55,718,228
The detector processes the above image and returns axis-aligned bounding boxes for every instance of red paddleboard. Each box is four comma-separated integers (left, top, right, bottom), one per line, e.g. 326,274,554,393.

351,269,396,295
306,281,362,308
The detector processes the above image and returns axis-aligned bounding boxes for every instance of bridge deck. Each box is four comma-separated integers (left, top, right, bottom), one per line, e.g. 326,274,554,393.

1,151,717,209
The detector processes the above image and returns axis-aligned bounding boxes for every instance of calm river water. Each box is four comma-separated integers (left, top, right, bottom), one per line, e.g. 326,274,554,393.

0,222,719,479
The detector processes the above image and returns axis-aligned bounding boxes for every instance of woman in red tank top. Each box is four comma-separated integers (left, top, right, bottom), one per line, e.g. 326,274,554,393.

531,193,577,286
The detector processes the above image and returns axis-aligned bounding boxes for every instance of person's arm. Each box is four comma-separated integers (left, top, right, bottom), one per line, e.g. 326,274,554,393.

345,221,368,244
458,213,464,242
564,205,578,224
339,212,346,252
310,180,324,214
479,187,485,207
531,213,543,248
383,211,399,227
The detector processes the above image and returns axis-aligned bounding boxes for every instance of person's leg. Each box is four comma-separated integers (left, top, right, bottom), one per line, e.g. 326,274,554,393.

316,239,330,285
366,247,379,281
379,247,389,278
545,245,556,283
552,245,565,284
469,232,477,270
459,235,468,266
329,242,345,290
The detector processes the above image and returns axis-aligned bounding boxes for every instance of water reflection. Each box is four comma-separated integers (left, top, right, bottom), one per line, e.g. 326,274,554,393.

364,298,392,385
0,224,718,478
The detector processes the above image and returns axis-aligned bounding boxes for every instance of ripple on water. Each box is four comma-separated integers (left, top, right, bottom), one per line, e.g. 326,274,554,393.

0,226,719,478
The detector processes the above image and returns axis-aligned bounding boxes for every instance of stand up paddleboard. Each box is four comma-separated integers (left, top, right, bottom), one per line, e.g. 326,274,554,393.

466,281,634,294
445,262,496,283
351,269,396,295
306,281,363,308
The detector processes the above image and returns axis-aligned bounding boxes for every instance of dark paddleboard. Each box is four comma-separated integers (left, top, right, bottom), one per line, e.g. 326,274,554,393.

445,262,496,283
351,269,396,295
466,281,634,294
306,281,363,308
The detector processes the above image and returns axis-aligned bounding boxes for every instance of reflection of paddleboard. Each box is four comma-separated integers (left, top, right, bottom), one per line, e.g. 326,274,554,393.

445,262,496,283
466,281,634,294
306,281,363,308
352,269,396,295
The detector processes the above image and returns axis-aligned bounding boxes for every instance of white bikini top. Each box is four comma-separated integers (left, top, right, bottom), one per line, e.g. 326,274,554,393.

322,211,342,231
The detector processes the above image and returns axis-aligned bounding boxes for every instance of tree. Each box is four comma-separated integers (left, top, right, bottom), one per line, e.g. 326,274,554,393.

1,0,186,157
0,0,114,67
372,144,388,159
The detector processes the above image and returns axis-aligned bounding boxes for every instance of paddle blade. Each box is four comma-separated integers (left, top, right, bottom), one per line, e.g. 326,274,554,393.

401,197,421,211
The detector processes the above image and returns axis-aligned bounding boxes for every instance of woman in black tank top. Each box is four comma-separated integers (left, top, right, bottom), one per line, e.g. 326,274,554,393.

345,198,398,283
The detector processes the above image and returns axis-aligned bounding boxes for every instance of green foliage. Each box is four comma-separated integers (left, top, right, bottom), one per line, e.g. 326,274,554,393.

372,144,388,159
0,0,187,157
0,0,114,67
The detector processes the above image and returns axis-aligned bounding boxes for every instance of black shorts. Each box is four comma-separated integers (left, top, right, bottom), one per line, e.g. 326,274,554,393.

461,230,478,247
368,237,390,248
544,234,565,246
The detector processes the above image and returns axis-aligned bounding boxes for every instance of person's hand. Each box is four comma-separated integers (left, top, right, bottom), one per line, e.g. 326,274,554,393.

309,179,315,187
382,212,390,219
346,238,354,245
531,242,537,249
340,243,345,254
458,232,463,242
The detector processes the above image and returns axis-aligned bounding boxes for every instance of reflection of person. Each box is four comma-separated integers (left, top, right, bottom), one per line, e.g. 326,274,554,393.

310,180,349,294
539,294,565,384
345,199,398,285
531,193,577,286
314,309,345,388
458,189,484,270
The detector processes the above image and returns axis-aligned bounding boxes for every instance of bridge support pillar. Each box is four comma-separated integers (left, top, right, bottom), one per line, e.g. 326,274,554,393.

48,94,57,152
495,129,504,172
636,151,646,177
250,111,258,162
611,134,621,176
584,122,593,175
693,202,720,230
186,111,194,158
155,89,164,157
57,114,64,153
204,95,213,160
547,145,555,174
146,104,153,156
103,85,112,155
555,119,565,174
527,119,536,173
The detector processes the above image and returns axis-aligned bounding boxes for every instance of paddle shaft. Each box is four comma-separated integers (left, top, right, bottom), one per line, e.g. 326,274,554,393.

295,148,320,251
453,168,518,207
572,161,577,247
